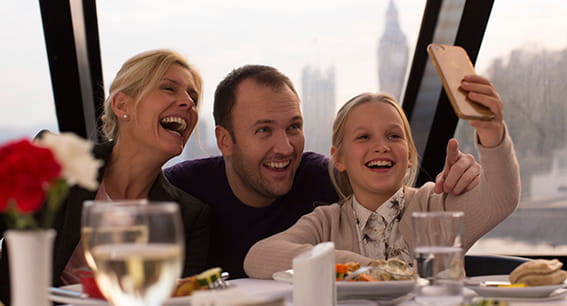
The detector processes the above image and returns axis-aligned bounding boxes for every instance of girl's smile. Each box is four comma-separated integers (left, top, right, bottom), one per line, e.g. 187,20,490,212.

334,101,412,208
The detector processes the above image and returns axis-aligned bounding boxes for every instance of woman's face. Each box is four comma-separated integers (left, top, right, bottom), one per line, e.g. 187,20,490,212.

122,63,199,159
334,101,412,206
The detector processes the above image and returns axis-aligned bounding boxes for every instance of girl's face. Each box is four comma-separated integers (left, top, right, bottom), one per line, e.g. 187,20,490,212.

122,64,199,160
333,101,412,208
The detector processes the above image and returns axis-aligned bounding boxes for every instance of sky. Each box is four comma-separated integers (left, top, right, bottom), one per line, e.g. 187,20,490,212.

1,0,566,135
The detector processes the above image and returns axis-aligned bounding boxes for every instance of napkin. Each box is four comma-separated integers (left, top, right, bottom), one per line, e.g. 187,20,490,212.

292,241,336,306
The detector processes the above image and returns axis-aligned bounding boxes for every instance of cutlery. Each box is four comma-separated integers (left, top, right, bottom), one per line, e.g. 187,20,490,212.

465,280,509,287
210,271,231,289
49,286,89,299
272,269,294,283
342,266,372,281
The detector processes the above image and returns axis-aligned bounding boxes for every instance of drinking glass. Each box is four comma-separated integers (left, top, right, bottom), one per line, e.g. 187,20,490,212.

87,201,185,306
412,211,465,305
81,200,149,270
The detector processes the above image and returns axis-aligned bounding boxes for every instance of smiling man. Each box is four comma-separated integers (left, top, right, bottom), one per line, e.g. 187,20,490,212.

218,77,305,208
165,65,481,278
166,65,337,278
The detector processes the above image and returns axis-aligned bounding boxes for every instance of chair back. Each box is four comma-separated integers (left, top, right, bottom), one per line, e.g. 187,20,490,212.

465,255,531,277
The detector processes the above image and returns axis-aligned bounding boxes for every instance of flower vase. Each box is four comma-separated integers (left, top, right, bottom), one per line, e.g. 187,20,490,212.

4,229,56,306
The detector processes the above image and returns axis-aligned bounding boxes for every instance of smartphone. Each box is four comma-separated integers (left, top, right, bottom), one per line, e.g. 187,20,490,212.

427,43,495,121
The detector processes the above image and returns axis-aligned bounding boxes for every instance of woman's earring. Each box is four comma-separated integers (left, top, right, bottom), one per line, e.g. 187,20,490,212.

122,114,128,119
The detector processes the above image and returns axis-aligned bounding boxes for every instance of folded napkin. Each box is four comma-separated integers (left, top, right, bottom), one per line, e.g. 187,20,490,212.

191,287,285,306
293,241,336,306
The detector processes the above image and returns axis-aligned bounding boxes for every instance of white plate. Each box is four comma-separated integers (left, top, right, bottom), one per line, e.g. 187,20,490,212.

49,284,192,306
272,269,415,298
465,275,567,298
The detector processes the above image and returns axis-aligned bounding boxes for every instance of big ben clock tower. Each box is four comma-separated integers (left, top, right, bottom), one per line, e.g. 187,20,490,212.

378,0,409,101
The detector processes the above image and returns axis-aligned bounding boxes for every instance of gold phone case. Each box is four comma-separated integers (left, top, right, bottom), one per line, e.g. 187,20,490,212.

427,43,495,121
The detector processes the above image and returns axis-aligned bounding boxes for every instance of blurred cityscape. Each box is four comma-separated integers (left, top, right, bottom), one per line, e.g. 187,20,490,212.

166,0,410,166
2,0,567,255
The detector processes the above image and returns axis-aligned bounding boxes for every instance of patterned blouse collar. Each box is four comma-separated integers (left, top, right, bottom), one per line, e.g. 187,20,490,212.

352,187,405,228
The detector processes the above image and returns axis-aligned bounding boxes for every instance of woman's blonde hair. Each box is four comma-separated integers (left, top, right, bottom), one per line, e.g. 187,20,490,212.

328,92,419,200
101,49,203,141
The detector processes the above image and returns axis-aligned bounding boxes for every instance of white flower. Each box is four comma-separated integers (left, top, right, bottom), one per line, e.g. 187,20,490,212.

38,132,103,190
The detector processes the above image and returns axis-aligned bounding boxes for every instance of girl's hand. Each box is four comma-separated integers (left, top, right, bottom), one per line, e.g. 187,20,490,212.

435,138,480,195
460,75,505,147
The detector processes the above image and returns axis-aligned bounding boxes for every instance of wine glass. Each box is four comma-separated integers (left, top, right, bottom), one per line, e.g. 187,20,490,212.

87,201,185,306
81,200,150,270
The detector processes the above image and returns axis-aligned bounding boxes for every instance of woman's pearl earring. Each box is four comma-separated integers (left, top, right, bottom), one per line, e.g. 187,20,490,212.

122,114,128,119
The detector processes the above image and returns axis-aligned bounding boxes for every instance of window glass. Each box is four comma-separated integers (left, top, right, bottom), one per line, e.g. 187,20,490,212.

457,0,567,255
0,2,58,143
96,0,425,166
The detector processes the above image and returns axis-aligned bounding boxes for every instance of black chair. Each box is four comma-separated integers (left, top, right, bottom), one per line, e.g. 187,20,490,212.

465,255,532,277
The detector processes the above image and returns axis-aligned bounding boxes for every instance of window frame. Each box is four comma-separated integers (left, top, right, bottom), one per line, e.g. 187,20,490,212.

39,0,566,264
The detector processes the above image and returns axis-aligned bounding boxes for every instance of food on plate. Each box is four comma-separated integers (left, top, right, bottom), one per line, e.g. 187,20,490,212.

509,259,567,286
196,267,222,286
172,275,206,297
336,263,350,280
369,258,415,281
480,281,526,288
464,300,509,306
335,262,360,280
353,273,378,282
172,267,224,297
495,283,526,288
335,258,415,281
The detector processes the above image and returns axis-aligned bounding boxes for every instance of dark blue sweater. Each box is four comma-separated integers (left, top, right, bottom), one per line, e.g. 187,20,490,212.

165,152,339,279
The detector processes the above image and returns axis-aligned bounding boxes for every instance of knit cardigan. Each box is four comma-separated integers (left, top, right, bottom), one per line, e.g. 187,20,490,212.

244,130,520,279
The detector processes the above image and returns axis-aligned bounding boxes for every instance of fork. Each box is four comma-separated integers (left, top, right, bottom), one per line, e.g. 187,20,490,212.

208,271,231,289
342,266,372,281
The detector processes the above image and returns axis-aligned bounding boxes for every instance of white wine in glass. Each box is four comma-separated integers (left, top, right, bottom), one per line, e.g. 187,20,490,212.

82,200,149,270
88,201,184,306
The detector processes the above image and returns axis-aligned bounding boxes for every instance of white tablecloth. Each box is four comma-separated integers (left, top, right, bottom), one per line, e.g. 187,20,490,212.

61,278,567,305
229,279,567,306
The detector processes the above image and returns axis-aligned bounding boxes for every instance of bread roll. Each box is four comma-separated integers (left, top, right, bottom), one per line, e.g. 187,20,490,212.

513,269,567,286
509,259,567,286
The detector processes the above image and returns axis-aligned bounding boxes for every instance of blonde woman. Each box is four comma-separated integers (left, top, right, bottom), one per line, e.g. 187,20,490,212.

0,50,210,305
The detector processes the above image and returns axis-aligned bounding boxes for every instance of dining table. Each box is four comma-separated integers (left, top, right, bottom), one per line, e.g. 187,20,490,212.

229,278,567,306
57,278,567,306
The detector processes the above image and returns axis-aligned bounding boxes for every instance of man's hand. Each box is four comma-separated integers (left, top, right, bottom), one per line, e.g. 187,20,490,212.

434,138,480,195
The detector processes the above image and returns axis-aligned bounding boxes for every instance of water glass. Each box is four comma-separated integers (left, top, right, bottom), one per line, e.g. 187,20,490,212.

412,211,464,305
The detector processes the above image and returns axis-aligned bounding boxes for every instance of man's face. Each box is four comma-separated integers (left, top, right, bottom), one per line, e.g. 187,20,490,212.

218,79,305,207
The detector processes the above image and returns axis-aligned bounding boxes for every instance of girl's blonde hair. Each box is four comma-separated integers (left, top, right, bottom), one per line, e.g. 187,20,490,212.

101,49,203,141
329,92,419,200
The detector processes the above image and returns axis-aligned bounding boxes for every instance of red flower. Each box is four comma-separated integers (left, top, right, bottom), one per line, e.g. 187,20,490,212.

0,139,62,213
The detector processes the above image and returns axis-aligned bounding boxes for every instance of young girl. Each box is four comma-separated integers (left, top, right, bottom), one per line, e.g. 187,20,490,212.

243,74,520,279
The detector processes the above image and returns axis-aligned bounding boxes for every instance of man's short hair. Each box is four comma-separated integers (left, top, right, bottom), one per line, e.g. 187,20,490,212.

213,65,298,138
